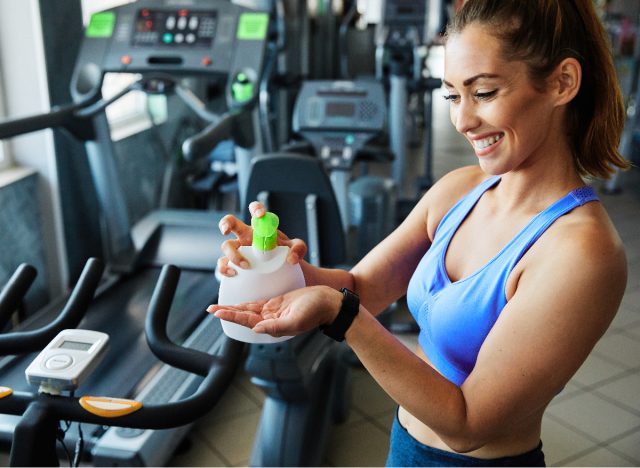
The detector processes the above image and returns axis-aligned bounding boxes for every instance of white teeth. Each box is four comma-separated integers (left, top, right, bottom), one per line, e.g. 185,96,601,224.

475,134,503,149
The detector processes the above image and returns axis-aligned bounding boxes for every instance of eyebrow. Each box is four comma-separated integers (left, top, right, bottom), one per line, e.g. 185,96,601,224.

442,73,501,88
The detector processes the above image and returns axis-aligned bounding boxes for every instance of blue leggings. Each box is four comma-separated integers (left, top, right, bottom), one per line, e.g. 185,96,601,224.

385,410,545,467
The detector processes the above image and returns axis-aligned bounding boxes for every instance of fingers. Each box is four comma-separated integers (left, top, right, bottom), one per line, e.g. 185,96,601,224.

252,318,282,336
212,309,263,329
217,256,236,277
221,239,250,269
218,214,252,243
286,238,307,265
218,202,309,271
248,201,266,218
207,302,265,329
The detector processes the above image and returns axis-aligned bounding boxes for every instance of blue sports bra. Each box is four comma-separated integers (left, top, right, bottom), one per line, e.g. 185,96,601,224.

406,176,599,386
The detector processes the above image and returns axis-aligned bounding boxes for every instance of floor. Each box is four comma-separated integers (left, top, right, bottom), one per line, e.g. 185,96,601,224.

170,48,640,467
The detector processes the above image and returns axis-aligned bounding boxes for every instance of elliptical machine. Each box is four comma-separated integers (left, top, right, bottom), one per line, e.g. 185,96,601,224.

375,0,443,210
291,79,396,262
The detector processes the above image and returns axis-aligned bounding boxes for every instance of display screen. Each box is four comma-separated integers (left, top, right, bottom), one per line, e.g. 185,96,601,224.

326,102,356,118
132,8,217,48
59,340,93,351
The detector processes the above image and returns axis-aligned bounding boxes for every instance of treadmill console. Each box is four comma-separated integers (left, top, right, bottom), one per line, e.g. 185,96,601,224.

293,81,386,171
71,0,271,108
131,8,217,49
379,0,428,48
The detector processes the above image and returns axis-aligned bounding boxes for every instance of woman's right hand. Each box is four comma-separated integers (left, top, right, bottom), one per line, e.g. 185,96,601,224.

217,201,308,277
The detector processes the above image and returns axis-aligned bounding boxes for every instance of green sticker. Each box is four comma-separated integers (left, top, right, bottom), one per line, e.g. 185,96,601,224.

237,13,269,40
86,12,116,38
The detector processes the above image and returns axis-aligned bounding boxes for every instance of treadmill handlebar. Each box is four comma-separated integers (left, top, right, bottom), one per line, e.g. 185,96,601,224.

0,264,38,330
0,100,94,142
181,111,237,162
0,258,104,355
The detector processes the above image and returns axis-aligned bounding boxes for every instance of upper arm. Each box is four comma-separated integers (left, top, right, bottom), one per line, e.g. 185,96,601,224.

460,223,627,441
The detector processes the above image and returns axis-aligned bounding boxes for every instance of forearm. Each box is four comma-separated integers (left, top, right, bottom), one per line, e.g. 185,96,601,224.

302,263,400,317
344,308,476,451
300,261,355,290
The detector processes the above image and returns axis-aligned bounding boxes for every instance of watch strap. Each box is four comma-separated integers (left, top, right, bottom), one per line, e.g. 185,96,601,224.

321,288,359,342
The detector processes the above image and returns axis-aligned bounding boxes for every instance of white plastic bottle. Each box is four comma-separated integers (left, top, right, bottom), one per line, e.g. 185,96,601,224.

217,211,306,343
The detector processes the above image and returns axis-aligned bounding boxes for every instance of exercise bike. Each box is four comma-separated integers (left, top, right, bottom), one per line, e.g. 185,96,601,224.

0,259,240,467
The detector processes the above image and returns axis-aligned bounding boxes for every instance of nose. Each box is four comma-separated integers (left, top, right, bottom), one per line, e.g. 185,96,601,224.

451,99,481,135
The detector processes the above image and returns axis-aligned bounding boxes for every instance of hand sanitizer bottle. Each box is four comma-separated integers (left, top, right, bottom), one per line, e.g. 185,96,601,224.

217,211,306,343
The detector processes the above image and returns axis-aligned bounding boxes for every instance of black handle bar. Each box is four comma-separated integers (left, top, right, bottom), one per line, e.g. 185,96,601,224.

181,111,236,162
0,264,243,428
0,264,38,330
0,258,104,355
145,264,219,376
0,74,255,164
0,104,79,139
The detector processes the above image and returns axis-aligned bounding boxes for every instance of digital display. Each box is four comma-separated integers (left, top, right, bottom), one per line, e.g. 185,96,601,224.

326,102,356,118
132,8,217,48
59,340,93,351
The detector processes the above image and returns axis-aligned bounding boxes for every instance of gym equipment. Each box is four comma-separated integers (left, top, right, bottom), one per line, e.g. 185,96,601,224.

0,265,38,328
242,153,352,466
0,261,240,467
375,0,443,204
0,0,271,464
292,79,396,261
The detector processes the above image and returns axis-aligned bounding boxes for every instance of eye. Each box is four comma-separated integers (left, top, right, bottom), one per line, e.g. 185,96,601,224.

474,89,498,100
443,93,460,103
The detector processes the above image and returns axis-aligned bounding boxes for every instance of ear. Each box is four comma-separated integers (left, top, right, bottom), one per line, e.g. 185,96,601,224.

550,57,581,106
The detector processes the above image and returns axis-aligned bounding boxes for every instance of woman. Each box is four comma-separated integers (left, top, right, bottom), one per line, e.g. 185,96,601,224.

208,1,629,465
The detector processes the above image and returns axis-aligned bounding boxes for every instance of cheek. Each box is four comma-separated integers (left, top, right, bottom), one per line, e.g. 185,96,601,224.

449,107,456,126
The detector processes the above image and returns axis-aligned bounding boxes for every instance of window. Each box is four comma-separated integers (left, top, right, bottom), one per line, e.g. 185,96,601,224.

0,69,12,170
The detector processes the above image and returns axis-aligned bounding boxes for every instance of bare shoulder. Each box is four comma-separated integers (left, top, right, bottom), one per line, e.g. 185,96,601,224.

423,166,489,241
545,201,626,270
523,200,627,308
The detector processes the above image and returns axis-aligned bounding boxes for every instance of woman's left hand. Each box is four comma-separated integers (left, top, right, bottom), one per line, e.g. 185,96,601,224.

207,286,341,337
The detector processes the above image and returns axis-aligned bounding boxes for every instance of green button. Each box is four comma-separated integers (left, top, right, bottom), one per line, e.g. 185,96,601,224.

163,33,173,44
345,134,355,145
86,12,116,38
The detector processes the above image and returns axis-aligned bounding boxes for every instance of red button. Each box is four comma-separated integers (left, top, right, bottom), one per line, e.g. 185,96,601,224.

201,56,212,66
121,55,132,65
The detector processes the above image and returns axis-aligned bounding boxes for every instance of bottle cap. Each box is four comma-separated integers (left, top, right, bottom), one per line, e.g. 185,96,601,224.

251,212,279,251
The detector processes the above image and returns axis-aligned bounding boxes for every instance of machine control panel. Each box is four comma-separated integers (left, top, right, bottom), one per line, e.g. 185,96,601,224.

25,329,110,394
293,80,386,170
132,8,217,49
71,0,271,107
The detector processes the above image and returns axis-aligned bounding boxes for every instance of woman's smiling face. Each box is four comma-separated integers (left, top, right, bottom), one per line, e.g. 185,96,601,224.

444,23,559,175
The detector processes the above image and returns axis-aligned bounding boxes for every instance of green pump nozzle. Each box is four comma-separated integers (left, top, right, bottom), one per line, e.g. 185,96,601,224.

252,212,279,252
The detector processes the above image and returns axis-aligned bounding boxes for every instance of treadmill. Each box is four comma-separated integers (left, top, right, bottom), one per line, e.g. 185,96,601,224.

0,1,272,464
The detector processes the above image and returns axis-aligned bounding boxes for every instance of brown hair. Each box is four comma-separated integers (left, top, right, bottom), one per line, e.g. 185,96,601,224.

447,0,630,179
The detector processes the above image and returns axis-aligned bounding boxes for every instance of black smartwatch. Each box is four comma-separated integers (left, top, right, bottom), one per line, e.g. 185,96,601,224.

321,288,359,342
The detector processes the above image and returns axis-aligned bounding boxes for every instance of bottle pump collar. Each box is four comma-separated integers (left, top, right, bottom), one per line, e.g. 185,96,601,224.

252,212,279,252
